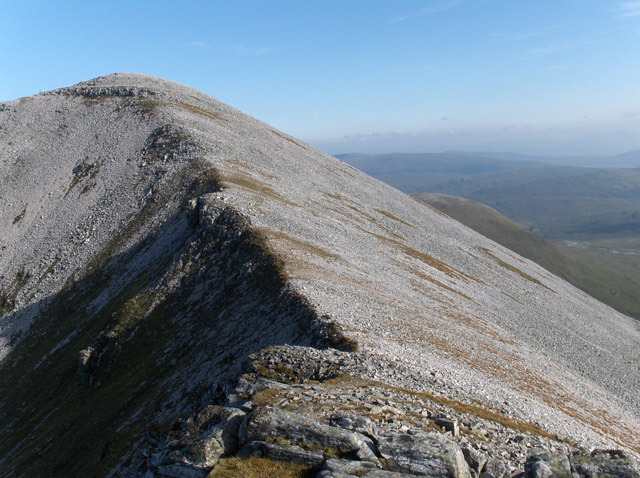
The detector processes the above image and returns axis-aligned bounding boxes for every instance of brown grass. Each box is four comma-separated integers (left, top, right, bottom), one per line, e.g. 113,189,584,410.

373,208,415,228
225,174,300,208
209,457,315,478
176,101,226,121
269,129,307,149
12,208,26,224
262,228,340,260
478,247,555,293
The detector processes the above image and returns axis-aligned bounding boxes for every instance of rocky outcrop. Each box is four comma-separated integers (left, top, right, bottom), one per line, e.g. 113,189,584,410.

377,434,471,477
525,449,640,477
149,345,640,477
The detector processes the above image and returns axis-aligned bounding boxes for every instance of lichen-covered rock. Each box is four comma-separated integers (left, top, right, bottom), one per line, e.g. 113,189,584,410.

330,413,379,442
524,453,572,477
569,449,640,477
481,458,510,478
377,433,471,477
318,458,417,477
166,405,246,468
240,407,378,464
238,440,325,467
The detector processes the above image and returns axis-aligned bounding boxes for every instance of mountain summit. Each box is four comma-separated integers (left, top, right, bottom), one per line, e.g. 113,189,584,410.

1,74,639,476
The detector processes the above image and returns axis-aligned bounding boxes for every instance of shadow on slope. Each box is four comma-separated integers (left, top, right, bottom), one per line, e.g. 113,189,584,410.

0,195,351,477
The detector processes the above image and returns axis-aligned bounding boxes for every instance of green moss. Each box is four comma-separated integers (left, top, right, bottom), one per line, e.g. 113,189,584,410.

110,290,155,339
0,295,14,316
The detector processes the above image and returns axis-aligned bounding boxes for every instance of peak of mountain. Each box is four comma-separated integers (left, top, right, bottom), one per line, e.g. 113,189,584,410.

1,75,639,476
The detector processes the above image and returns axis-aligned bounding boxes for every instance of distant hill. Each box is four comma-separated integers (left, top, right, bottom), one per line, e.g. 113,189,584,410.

335,152,544,194
429,168,640,248
415,193,640,320
450,150,640,168
340,153,640,253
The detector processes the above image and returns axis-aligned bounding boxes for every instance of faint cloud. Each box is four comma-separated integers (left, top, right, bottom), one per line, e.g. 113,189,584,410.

546,65,566,70
441,117,449,121
616,1,640,17
312,112,320,119
390,0,464,23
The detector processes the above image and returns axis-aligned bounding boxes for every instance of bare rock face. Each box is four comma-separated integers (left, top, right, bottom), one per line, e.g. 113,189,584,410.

165,405,246,468
378,433,471,478
1,74,640,476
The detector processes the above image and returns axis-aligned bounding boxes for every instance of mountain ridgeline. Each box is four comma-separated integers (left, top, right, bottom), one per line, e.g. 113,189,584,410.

1,75,639,477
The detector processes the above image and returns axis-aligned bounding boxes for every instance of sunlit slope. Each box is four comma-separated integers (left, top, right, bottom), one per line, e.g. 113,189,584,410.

415,193,640,320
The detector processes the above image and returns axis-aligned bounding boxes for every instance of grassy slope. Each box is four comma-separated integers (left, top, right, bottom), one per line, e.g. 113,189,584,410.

415,194,640,320
429,168,640,242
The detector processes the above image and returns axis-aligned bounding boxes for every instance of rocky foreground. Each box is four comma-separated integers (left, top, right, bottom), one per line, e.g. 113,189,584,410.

149,346,640,477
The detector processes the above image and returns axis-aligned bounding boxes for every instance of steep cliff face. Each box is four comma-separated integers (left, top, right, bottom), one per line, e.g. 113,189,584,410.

0,74,639,476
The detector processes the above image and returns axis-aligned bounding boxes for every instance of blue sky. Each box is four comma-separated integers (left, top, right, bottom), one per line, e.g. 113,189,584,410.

1,0,639,156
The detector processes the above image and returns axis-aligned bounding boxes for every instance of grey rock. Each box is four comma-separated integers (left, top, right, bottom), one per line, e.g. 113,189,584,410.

570,449,640,477
318,458,378,477
482,459,510,478
460,443,488,476
2,73,640,477
167,405,246,468
524,453,571,477
318,458,419,477
377,433,471,477
238,440,324,467
330,413,379,442
241,407,377,463
436,417,460,437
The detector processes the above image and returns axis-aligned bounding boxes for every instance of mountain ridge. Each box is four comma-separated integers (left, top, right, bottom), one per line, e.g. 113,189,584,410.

1,74,639,475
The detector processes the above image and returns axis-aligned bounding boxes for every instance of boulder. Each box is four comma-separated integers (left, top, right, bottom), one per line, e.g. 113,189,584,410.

166,405,246,468
238,440,325,467
317,458,378,477
377,433,471,477
318,458,420,477
570,449,640,477
240,407,380,465
330,412,379,442
524,453,571,477
460,442,488,476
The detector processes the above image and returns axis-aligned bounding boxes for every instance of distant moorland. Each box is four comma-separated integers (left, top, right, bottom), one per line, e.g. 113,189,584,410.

340,152,640,319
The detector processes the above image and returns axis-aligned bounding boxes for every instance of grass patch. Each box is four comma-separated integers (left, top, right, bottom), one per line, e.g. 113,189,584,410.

209,456,315,478
373,208,415,228
269,129,306,149
176,101,226,122
225,174,300,208
261,228,339,261
0,295,14,316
